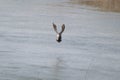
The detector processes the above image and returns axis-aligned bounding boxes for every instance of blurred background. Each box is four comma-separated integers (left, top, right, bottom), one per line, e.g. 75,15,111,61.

0,0,120,80
70,0,120,12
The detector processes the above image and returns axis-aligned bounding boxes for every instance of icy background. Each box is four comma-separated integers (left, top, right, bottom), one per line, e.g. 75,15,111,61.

0,0,120,80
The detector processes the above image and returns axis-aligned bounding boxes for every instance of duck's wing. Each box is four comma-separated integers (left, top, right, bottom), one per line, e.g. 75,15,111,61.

60,24,65,34
53,23,58,33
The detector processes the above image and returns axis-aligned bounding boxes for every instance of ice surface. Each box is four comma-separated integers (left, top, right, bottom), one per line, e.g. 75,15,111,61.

0,0,120,80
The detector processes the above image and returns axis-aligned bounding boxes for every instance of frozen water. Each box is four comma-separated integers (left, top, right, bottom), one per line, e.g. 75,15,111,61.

0,0,120,80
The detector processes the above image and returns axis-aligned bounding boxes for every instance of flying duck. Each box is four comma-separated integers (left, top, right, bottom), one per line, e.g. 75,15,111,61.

53,23,65,43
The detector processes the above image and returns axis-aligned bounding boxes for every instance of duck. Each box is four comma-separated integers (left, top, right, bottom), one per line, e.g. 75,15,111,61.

53,23,65,43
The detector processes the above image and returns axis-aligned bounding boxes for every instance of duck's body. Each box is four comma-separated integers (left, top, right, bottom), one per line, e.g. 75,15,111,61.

56,34,61,42
53,23,65,43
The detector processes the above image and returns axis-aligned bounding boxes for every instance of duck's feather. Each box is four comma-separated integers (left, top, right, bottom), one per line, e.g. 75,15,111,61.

53,23,58,34
60,24,65,34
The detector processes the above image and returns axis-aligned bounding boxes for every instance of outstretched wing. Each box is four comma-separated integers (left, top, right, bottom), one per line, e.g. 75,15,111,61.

53,23,58,33
60,24,65,34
